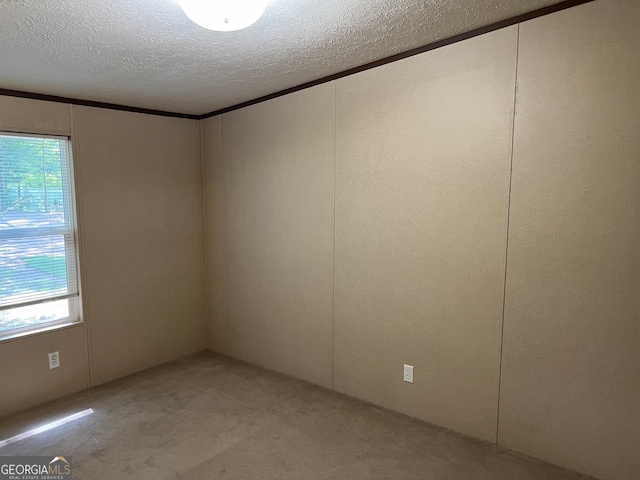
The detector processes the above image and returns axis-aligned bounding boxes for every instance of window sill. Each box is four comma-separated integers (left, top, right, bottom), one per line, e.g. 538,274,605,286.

0,320,83,344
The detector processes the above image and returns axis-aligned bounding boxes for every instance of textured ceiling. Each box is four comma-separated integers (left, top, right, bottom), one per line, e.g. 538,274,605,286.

0,0,565,115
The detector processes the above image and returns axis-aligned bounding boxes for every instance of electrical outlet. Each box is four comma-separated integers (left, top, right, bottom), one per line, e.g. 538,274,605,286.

403,364,414,384
48,351,60,369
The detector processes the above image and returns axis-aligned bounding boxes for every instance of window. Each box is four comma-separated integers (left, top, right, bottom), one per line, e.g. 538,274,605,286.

0,132,80,338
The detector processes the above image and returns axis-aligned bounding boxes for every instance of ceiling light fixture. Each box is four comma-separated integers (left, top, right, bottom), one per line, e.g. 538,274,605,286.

177,0,269,32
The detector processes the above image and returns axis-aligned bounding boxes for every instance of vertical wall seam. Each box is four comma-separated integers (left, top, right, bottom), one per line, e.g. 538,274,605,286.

69,104,94,388
199,119,209,351
496,23,520,445
331,81,337,390
218,117,228,355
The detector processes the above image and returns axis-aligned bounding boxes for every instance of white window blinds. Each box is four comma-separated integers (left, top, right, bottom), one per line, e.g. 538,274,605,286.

0,133,79,311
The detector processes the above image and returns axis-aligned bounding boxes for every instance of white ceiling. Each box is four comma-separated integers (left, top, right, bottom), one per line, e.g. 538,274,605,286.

0,0,564,116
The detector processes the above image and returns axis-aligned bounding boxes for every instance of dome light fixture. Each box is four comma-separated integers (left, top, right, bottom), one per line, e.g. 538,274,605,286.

177,0,269,32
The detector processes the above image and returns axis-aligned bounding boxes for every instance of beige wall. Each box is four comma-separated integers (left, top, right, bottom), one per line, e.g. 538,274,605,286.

333,26,516,442
0,97,206,415
0,325,89,418
206,86,335,388
204,25,517,442
498,1,640,480
73,106,206,385
203,1,639,479
0,96,72,137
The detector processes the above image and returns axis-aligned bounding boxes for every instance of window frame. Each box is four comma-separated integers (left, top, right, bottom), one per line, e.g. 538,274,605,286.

0,131,81,341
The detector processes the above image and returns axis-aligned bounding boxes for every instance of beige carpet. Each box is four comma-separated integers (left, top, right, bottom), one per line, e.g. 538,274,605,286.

0,353,593,479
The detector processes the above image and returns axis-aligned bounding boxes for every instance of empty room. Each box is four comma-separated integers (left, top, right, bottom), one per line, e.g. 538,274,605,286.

0,0,638,479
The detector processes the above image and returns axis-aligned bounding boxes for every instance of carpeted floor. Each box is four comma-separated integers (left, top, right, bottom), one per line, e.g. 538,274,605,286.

0,353,593,479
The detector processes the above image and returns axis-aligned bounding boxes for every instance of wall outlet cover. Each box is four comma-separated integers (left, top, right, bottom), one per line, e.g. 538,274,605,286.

404,364,414,384
48,351,60,369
